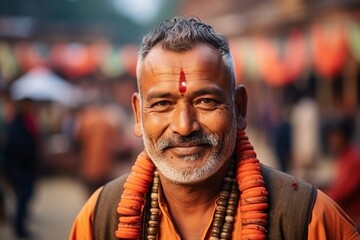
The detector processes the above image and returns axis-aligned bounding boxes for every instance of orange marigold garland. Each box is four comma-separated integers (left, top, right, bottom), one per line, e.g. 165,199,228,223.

115,130,269,239
236,131,268,240
115,150,155,239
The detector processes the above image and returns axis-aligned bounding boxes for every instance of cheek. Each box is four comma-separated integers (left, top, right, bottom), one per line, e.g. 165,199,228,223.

142,113,170,138
200,110,235,132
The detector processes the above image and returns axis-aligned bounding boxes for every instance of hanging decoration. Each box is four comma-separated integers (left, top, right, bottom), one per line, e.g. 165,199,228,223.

119,44,139,77
237,39,262,83
230,41,245,85
0,41,19,81
252,30,307,86
347,21,360,62
284,30,308,83
14,42,47,72
50,42,99,79
2,21,359,85
310,22,348,80
99,46,125,78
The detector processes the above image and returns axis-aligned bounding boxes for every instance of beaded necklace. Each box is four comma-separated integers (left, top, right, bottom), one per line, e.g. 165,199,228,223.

115,130,268,239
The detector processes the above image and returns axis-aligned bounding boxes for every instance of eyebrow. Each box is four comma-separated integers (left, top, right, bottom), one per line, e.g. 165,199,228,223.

189,86,227,99
145,85,227,102
145,92,174,102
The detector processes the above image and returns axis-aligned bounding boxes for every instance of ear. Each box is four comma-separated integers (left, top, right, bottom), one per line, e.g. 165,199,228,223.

234,85,247,131
132,92,142,137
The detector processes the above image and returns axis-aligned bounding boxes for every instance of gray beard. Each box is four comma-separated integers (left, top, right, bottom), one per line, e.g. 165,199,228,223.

142,132,230,184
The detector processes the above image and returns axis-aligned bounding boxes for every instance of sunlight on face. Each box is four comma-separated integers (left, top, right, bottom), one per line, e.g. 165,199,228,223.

135,44,238,185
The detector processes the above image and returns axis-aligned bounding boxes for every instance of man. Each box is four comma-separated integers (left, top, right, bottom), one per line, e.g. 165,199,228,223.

4,98,40,238
323,117,360,230
70,16,359,239
75,103,117,196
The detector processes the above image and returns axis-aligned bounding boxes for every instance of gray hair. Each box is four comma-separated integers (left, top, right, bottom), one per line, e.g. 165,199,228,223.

136,16,236,93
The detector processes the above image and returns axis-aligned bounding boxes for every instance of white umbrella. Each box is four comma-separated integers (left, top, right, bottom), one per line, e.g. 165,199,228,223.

10,66,79,106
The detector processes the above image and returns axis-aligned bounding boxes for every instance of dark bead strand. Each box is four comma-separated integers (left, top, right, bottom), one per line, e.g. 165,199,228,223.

211,191,229,238
220,162,239,240
210,160,239,240
220,177,239,240
148,162,240,240
147,171,160,240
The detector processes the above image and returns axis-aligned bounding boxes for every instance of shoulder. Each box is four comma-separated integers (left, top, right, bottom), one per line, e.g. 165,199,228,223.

92,174,129,240
95,174,129,210
261,164,316,200
308,190,359,239
261,164,360,239
69,187,103,239
94,174,129,218
261,164,317,239
70,174,129,240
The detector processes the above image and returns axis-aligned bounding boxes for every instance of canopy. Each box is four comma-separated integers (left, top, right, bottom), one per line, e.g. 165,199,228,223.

10,65,79,106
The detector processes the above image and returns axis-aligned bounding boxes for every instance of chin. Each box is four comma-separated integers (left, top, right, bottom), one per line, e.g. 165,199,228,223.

155,154,228,185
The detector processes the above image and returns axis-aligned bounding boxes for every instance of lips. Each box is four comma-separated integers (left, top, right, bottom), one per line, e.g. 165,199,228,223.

166,144,209,157
158,133,217,158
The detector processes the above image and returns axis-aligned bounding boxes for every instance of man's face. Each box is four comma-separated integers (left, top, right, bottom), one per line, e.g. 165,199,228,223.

133,44,242,184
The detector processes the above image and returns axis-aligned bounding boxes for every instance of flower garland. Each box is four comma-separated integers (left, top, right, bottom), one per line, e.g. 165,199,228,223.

115,130,268,239
236,131,268,240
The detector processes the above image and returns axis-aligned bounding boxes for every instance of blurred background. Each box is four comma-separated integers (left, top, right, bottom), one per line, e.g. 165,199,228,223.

1,0,359,239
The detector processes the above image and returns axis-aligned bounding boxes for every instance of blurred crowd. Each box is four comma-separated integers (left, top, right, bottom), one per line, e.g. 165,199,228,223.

0,0,359,238
0,18,359,240
0,64,359,238
0,70,145,238
245,70,360,228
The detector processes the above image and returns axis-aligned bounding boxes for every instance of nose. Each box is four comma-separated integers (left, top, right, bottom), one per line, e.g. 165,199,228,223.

170,103,200,136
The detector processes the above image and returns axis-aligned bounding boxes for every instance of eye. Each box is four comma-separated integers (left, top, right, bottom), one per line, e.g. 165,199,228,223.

196,98,219,110
201,98,215,104
153,100,171,107
150,100,173,111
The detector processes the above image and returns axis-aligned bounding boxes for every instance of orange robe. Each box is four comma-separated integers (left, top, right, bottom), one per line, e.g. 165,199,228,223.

69,189,359,239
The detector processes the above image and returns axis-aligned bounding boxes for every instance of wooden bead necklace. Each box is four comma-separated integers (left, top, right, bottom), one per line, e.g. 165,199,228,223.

115,130,268,239
209,159,239,240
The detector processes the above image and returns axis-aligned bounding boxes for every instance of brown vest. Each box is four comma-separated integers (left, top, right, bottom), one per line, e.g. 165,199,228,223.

93,164,317,240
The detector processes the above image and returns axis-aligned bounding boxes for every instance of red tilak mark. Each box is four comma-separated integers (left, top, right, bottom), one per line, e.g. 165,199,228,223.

179,69,187,93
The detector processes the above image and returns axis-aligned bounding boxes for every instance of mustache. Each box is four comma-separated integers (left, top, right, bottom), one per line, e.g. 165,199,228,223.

157,132,218,151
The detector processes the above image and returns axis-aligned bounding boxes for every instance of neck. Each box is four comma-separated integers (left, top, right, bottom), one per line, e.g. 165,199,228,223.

157,161,230,240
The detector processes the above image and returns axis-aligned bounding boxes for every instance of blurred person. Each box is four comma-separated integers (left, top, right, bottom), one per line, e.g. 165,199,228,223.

0,87,14,167
75,103,118,196
290,97,320,180
269,101,292,172
70,16,359,239
3,98,40,238
112,73,138,114
0,87,15,219
272,117,292,172
109,74,144,165
323,117,360,230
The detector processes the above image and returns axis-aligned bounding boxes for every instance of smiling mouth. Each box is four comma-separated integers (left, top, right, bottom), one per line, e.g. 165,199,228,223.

166,144,209,157
158,133,217,158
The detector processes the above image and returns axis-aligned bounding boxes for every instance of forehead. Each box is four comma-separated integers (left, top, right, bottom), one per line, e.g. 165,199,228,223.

144,44,221,70
138,43,230,92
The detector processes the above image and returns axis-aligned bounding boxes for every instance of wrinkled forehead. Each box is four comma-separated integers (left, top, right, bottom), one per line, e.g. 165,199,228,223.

137,44,227,84
144,44,222,72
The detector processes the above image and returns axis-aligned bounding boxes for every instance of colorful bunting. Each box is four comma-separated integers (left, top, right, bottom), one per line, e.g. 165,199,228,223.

1,21,359,86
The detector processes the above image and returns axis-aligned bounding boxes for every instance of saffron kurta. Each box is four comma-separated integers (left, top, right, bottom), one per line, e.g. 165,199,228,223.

69,188,359,239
